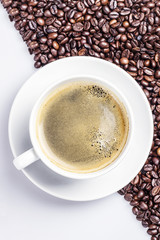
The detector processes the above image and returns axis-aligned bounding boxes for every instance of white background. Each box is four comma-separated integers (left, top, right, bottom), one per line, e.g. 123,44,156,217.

0,5,149,240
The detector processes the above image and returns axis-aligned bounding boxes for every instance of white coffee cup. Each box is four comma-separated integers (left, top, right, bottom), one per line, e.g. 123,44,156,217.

13,75,133,179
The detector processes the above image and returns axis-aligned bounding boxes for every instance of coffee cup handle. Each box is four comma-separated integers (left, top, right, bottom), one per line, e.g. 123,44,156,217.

13,148,39,170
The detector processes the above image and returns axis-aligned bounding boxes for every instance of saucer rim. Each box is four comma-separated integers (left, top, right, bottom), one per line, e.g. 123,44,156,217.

8,56,153,201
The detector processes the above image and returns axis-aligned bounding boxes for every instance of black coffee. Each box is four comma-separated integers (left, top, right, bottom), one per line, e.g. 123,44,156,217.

36,81,129,173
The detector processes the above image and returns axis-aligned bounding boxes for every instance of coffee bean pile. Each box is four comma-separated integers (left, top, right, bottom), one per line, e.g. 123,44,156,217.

1,0,160,238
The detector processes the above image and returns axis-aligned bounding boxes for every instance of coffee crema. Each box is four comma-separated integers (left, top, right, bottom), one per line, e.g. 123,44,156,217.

36,81,129,173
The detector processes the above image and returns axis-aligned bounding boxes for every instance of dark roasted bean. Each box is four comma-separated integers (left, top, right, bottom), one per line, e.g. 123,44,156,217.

142,220,149,228
50,5,58,15
155,70,160,79
120,8,130,16
36,17,45,26
101,0,108,5
102,22,109,33
29,41,38,49
109,11,119,19
137,190,144,199
120,57,129,65
140,201,148,211
124,193,133,201
73,22,83,32
48,33,58,39
51,48,57,57
147,229,158,236
34,61,41,68
77,2,85,11
9,8,19,16
150,215,160,224
103,6,110,14
99,41,109,48
44,10,52,18
52,41,59,50
58,46,65,56
154,195,160,203
109,0,117,10
40,55,48,64
3,0,12,8
132,206,139,215
144,164,153,172
29,20,37,31
152,157,159,165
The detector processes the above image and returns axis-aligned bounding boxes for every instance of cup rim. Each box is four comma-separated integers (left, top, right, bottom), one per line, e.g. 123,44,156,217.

29,75,133,179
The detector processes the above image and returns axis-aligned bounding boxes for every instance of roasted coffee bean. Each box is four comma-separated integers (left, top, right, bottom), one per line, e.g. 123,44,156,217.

157,147,160,156
29,41,38,49
45,18,55,25
50,5,58,15
58,46,65,56
29,1,38,7
78,48,86,56
40,55,48,64
47,26,57,34
132,206,139,215
77,2,85,11
140,201,148,211
101,0,108,5
9,8,19,16
103,6,110,14
144,164,153,172
131,175,139,185
139,22,147,35
147,229,158,236
91,18,98,27
123,21,129,28
36,17,45,26
39,37,47,44
142,220,149,228
102,22,109,33
120,8,130,16
122,49,130,58
109,11,119,19
73,22,83,32
128,66,137,72
54,19,62,28
124,193,133,201
154,195,160,203
44,10,52,18
155,70,160,79
121,35,127,42
52,41,59,50
150,215,160,224
3,0,12,8
144,68,154,76
99,41,109,48
151,237,158,240
48,33,58,39
29,20,37,31
34,61,41,68
152,157,159,165
51,48,57,57
109,0,117,10
120,57,129,65
137,190,145,199
136,210,145,221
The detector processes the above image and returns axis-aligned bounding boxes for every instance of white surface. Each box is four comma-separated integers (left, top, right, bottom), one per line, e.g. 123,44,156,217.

9,57,153,201
0,4,149,240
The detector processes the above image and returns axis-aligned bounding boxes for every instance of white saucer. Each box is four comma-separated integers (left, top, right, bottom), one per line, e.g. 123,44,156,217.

8,57,153,201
